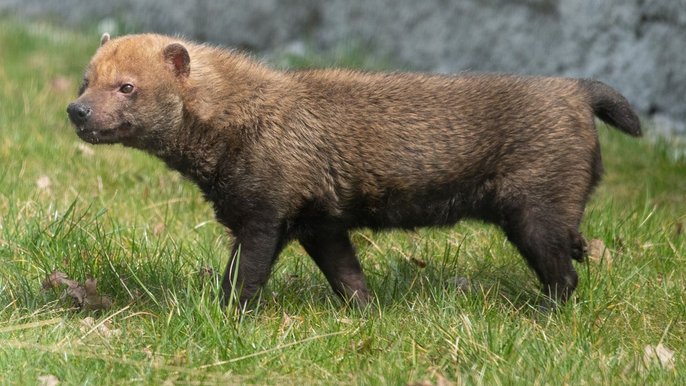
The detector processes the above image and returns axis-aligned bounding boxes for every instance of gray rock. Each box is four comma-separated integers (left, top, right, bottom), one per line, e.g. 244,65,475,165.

2,0,684,131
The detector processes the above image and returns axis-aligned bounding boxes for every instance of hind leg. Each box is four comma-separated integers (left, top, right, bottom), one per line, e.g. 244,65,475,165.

299,230,370,306
570,230,587,262
502,205,581,303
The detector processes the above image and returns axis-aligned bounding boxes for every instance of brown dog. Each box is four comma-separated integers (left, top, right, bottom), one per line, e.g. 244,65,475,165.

67,33,641,307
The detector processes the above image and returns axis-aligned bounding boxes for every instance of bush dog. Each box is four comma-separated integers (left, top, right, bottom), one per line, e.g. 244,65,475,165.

67,33,641,308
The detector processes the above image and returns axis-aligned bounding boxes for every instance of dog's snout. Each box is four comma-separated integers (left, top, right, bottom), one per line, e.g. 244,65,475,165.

67,102,92,125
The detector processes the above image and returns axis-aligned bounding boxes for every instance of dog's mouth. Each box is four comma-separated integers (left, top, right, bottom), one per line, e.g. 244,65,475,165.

75,122,134,145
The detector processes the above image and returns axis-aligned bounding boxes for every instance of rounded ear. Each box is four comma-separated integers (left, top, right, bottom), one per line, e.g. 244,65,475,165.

100,33,110,46
163,43,191,78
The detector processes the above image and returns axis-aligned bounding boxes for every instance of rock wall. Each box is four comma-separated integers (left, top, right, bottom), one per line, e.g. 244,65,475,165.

2,0,685,132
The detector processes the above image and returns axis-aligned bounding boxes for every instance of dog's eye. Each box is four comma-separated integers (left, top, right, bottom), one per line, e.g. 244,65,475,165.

119,83,134,94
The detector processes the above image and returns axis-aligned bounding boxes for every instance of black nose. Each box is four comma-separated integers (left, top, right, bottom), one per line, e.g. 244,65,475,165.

67,103,92,125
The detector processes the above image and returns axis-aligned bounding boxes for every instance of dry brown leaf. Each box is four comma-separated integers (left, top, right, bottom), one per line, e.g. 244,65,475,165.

351,336,373,354
642,343,675,370
38,374,59,386
435,374,454,386
278,312,304,337
36,175,52,193
411,257,427,268
66,281,87,305
82,276,112,310
76,143,95,157
587,238,612,265
41,271,112,310
42,270,71,290
80,316,121,338
153,222,166,236
337,317,353,325
172,350,189,366
84,294,113,311
197,266,214,278
79,316,96,331
408,374,454,386
448,276,473,293
50,76,71,93
142,346,165,367
85,276,98,296
162,376,178,386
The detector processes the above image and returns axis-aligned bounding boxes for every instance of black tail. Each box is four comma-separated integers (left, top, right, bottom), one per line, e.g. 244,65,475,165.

578,79,642,137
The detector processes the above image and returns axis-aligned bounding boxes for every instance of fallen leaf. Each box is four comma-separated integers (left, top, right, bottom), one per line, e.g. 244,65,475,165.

407,373,454,386
162,376,178,386
50,76,71,93
142,346,165,367
435,374,454,386
587,239,612,265
38,375,59,386
79,316,96,329
36,175,52,192
283,273,300,286
411,257,427,268
172,350,189,366
643,343,675,370
84,294,113,310
42,270,71,290
278,312,303,337
66,281,86,305
85,276,98,295
197,266,217,283
76,143,95,157
337,317,353,325
80,316,121,338
153,222,166,236
351,336,373,354
41,271,112,310
82,276,112,310
447,276,473,293
641,242,655,250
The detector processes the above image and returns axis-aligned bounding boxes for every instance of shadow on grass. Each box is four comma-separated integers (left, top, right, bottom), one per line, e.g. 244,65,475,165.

266,227,558,317
1,200,590,320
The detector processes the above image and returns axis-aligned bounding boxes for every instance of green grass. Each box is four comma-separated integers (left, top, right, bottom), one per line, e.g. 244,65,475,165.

1,19,685,385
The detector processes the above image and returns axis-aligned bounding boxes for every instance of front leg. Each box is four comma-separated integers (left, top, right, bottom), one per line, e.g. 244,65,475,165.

222,222,285,307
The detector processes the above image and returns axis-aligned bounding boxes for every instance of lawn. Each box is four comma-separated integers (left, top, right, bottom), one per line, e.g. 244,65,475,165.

0,19,684,385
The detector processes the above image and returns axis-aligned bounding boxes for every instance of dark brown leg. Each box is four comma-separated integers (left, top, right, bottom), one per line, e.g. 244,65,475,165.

222,222,286,307
299,230,370,306
502,205,580,303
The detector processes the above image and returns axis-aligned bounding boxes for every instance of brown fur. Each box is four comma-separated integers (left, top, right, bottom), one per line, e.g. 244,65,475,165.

67,33,641,307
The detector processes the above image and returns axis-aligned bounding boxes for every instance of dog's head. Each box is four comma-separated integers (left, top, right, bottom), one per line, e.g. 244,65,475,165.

67,33,190,148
